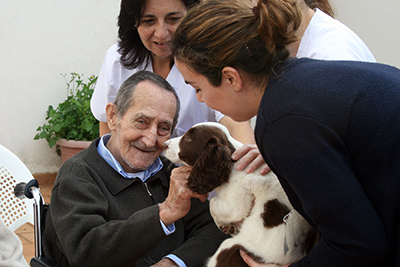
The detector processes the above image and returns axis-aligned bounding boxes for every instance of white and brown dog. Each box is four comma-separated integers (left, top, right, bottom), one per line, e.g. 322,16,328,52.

163,122,318,267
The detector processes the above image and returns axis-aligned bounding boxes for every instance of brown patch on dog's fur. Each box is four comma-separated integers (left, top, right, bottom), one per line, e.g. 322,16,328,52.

178,125,236,194
261,199,291,228
215,244,264,267
178,125,236,165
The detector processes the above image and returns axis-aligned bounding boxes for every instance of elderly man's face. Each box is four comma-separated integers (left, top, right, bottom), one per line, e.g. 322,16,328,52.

106,81,177,172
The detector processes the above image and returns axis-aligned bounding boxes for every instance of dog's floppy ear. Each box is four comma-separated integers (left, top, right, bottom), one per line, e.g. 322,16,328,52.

187,137,234,194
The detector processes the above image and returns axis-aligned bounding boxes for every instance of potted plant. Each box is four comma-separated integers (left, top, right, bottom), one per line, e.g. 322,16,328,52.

34,73,99,162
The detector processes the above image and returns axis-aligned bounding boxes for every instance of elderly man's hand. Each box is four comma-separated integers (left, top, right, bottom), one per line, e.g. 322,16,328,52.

159,166,208,226
150,258,179,267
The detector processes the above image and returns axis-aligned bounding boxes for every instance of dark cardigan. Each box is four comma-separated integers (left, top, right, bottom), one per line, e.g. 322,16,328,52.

256,58,400,266
43,139,228,267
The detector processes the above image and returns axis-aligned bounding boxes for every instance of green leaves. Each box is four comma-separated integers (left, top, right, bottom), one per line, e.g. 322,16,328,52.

34,73,99,148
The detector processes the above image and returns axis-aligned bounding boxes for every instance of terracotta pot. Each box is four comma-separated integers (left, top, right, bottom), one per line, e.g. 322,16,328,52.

56,138,91,162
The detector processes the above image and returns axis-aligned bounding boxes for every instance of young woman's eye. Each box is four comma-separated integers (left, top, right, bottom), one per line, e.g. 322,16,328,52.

195,89,201,94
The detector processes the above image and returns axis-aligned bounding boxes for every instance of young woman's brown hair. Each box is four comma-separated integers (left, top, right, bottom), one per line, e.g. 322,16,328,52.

172,0,301,87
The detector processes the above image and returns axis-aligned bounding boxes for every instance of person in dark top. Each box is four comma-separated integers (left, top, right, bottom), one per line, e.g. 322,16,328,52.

170,0,400,266
42,71,228,267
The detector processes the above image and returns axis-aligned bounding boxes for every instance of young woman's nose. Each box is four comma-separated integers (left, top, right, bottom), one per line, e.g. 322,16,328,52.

196,92,204,103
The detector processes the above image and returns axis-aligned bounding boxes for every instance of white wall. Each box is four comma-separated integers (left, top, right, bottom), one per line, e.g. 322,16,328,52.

331,0,400,67
0,1,120,173
0,0,399,174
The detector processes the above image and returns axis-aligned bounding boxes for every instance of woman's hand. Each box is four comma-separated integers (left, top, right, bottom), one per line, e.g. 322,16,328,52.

240,250,290,267
232,144,271,175
219,117,270,174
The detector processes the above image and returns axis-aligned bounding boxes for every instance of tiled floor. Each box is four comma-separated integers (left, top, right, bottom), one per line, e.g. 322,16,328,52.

16,181,53,263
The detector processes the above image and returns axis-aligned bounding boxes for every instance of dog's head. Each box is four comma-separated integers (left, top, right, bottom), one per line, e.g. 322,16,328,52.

163,122,238,194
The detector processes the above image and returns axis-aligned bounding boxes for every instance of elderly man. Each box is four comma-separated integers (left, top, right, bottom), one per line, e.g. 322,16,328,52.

42,71,228,267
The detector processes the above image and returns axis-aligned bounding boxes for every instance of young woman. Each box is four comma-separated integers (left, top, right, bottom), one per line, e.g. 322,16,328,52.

171,0,400,266
90,0,254,144
233,0,375,174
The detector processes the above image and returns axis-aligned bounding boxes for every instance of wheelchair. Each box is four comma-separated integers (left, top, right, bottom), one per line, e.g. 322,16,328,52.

14,179,61,267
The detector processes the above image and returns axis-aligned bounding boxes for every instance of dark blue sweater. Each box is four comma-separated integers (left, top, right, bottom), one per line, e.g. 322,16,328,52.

255,58,400,266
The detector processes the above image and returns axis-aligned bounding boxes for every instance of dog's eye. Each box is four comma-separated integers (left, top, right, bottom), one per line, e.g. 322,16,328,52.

184,135,192,142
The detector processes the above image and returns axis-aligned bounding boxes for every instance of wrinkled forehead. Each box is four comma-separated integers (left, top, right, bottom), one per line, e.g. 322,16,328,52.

131,84,177,117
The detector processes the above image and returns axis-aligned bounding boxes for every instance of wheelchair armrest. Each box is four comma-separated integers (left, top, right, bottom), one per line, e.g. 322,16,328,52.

30,256,62,267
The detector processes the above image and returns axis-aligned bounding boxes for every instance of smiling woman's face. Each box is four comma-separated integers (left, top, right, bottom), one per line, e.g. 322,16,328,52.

137,0,187,59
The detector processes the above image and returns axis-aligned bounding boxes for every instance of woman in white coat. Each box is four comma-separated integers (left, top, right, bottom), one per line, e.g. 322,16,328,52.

90,0,255,143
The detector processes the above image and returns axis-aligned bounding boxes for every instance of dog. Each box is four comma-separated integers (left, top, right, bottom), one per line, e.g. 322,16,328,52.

163,122,318,266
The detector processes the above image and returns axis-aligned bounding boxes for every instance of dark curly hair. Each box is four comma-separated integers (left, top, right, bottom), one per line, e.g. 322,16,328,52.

117,0,200,70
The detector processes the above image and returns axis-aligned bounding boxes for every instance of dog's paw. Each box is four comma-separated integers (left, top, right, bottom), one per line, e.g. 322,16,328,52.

218,222,241,235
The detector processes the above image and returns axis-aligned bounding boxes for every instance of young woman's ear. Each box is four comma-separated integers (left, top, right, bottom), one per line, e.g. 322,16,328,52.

105,103,118,131
222,66,243,92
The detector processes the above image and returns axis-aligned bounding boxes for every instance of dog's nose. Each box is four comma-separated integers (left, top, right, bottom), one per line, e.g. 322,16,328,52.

163,140,170,150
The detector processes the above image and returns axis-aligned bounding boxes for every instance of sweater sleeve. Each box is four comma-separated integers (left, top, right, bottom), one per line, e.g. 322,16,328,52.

259,115,389,266
0,220,29,267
